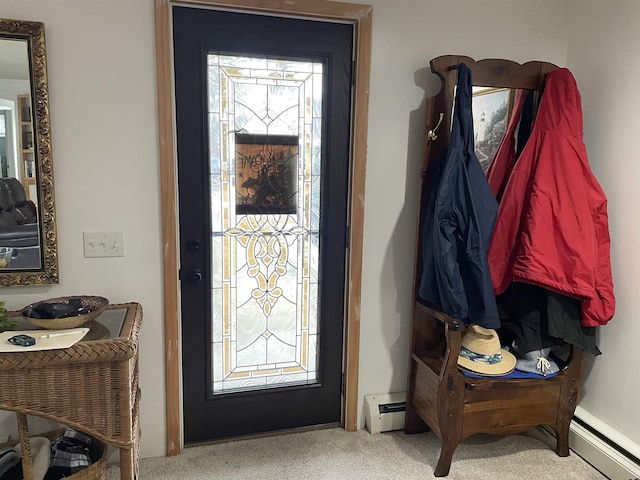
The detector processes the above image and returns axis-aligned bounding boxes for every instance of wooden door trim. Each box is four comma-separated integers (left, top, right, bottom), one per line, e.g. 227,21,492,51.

154,0,372,456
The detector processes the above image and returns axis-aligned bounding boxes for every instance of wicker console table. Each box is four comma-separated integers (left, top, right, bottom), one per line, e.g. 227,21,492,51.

0,302,142,480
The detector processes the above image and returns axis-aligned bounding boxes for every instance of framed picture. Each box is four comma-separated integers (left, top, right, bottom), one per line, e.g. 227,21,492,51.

472,87,513,172
235,133,299,215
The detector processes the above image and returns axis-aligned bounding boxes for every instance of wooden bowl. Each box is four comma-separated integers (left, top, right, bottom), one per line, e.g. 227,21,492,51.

21,295,109,330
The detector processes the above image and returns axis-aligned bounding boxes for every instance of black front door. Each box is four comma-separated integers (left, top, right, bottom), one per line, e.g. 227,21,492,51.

173,6,354,444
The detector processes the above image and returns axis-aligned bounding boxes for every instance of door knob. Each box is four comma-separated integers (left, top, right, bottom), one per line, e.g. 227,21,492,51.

187,269,203,283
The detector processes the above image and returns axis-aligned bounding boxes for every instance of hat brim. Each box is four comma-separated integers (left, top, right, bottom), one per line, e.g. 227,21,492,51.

457,348,516,376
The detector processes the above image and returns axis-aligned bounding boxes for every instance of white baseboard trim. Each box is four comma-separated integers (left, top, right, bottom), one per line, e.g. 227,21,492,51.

379,390,639,479
569,406,640,480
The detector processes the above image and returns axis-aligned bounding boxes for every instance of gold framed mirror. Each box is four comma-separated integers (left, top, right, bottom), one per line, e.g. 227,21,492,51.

0,18,58,285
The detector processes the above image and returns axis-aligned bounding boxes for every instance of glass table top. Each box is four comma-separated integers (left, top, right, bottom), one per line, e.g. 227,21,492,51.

9,307,127,341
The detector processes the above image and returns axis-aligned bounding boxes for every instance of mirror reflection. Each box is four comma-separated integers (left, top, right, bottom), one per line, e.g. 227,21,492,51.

0,18,58,285
472,86,513,172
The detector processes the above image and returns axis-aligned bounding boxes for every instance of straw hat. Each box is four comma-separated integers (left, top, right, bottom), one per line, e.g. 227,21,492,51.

457,325,516,376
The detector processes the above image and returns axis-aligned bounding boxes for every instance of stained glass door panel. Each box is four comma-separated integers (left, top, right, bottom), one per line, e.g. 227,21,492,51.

174,6,353,443
210,55,323,394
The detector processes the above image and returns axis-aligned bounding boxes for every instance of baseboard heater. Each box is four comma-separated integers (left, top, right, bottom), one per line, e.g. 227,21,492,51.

567,407,640,480
364,392,406,434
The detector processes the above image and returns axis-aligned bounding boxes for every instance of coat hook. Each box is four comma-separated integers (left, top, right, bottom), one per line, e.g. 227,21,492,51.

427,113,444,142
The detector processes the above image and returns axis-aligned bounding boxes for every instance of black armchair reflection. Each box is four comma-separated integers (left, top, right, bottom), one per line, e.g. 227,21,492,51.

0,177,40,269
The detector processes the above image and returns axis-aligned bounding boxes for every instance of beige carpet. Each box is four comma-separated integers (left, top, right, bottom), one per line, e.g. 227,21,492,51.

106,427,607,479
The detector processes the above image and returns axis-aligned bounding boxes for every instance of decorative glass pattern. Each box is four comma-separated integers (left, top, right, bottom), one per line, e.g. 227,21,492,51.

208,54,323,394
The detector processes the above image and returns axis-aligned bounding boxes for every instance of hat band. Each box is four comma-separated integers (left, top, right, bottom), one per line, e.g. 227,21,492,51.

460,345,503,365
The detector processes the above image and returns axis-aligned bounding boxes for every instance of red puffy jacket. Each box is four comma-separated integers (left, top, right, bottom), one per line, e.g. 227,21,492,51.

488,68,615,327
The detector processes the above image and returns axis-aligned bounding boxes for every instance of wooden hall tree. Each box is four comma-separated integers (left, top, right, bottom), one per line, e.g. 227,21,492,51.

404,55,584,477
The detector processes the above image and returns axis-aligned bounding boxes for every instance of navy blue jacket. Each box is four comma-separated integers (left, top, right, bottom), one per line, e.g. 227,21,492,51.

418,64,500,329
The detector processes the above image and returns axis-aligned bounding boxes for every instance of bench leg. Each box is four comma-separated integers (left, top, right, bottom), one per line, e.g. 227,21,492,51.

434,436,459,477
555,419,571,457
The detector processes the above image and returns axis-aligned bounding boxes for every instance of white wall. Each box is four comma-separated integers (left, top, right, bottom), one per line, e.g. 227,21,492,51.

357,0,569,422
3,0,633,463
0,0,165,458
565,0,640,449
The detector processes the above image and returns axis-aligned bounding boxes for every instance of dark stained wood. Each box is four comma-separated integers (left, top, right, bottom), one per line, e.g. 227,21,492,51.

411,358,441,437
423,55,558,177
405,56,585,477
434,322,464,477
555,346,583,456
407,304,584,476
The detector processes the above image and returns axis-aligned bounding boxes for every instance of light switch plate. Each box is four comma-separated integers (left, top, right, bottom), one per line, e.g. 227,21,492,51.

83,231,125,258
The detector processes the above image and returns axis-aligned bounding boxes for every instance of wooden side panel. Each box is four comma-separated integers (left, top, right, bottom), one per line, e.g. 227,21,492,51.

462,379,561,437
411,305,447,354
405,305,443,433
411,357,442,438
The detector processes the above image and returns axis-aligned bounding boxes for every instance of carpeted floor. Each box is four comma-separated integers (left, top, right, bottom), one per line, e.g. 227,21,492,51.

106,427,607,479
